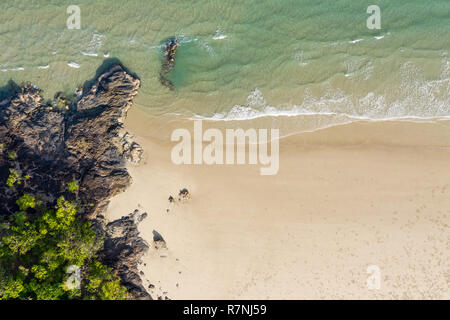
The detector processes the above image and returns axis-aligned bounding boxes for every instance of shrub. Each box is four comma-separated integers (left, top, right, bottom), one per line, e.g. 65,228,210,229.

6,169,21,187
16,193,36,211
67,181,79,193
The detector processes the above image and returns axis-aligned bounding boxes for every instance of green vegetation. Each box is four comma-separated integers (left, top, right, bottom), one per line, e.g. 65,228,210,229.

8,151,17,160
0,194,130,300
16,193,36,211
67,180,79,193
6,169,21,187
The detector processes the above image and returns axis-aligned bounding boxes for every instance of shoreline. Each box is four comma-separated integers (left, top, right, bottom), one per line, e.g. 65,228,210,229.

106,106,450,299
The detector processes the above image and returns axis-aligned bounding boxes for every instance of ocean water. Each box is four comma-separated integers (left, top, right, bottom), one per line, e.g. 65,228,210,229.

0,0,449,134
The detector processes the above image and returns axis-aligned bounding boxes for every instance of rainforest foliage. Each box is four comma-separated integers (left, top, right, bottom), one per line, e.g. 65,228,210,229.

0,190,129,300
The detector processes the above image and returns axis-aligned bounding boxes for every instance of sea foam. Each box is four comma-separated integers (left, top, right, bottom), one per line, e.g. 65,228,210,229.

213,28,228,40
192,61,450,124
67,62,81,69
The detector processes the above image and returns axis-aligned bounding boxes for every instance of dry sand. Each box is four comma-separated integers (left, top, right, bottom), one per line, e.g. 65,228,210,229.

106,107,450,299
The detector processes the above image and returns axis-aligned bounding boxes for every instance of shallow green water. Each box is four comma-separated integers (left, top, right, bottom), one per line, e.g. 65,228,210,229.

0,0,449,132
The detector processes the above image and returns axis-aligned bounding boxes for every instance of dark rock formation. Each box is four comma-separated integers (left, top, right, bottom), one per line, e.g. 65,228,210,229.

100,209,150,300
0,63,149,299
159,38,178,90
152,230,166,250
64,64,142,218
167,188,190,204
178,188,190,201
121,132,144,164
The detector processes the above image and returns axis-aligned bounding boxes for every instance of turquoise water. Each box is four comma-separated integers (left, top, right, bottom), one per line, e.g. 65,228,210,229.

0,0,449,132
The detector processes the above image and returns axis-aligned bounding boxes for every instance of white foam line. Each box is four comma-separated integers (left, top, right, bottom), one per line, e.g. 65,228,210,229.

374,35,385,40
37,65,49,69
187,114,450,137
81,51,98,57
192,111,339,121
350,39,363,44
213,35,227,40
191,112,450,123
67,61,81,69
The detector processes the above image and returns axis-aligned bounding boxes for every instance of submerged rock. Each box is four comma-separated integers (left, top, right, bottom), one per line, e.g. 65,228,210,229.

159,38,178,90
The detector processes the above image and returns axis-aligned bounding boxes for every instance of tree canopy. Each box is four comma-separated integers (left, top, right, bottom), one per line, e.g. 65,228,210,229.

0,193,129,300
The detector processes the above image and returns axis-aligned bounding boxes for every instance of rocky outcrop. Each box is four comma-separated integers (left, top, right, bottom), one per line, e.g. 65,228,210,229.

152,230,167,250
99,209,150,300
121,132,144,164
65,64,142,218
0,63,149,299
168,188,191,203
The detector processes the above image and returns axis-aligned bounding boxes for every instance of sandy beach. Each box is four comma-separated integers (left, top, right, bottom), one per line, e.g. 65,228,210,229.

106,106,450,299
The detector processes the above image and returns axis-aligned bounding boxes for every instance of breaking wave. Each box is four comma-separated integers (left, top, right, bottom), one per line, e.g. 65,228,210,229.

193,60,450,126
